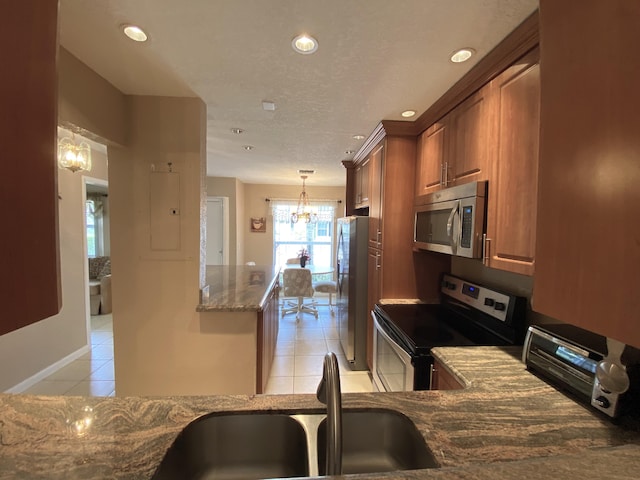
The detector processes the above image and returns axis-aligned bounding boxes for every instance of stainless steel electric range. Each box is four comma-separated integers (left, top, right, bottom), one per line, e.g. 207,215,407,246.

371,274,527,392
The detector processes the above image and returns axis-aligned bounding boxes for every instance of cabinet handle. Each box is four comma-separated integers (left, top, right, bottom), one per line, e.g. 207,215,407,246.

483,235,491,266
443,161,449,187
429,364,436,389
376,252,381,270
440,162,445,186
376,229,382,246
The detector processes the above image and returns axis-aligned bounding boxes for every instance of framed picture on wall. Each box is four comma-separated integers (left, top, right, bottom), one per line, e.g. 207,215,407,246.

250,217,266,233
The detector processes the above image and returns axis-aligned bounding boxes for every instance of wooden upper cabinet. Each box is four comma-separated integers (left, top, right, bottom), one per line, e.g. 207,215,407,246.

447,89,489,187
368,143,384,248
1,1,61,336
415,121,447,200
534,0,640,348
354,157,370,208
484,49,540,276
415,87,490,204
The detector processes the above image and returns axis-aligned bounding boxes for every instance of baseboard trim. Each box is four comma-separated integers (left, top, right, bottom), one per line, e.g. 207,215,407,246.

4,344,91,394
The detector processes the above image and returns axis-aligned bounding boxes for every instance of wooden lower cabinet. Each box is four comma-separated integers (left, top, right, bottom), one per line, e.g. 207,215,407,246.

366,247,382,370
484,48,540,276
256,284,279,393
430,359,463,390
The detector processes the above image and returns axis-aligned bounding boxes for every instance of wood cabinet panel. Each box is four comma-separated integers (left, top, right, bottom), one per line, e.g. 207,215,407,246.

354,157,370,208
257,284,279,393
368,143,384,248
448,90,489,187
1,0,61,336
416,122,447,199
534,0,640,348
485,49,540,276
366,247,382,370
431,359,463,390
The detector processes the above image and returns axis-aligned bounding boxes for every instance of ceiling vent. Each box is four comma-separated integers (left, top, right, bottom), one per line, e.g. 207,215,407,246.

298,169,315,175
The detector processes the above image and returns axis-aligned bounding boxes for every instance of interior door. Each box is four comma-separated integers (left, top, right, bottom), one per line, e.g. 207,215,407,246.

206,197,227,265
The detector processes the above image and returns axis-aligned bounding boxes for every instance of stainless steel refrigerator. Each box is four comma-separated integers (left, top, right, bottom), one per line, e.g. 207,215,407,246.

336,216,369,371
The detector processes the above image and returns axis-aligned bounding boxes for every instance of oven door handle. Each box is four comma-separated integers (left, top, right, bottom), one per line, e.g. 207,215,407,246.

373,314,413,366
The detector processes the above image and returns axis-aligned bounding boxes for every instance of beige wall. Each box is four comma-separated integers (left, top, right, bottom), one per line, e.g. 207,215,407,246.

109,96,214,396
244,184,346,265
58,48,128,146
1,147,109,391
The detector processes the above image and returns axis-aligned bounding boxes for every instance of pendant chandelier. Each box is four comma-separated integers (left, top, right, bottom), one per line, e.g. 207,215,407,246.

57,133,92,173
291,175,318,224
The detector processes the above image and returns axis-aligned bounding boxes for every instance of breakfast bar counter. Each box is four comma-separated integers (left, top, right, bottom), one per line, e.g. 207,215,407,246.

1,346,639,478
197,265,280,312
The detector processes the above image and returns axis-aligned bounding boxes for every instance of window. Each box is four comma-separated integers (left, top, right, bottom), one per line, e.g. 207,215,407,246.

272,202,337,268
86,198,104,257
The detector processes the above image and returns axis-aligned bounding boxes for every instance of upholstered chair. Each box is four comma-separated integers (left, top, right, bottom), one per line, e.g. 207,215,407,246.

312,279,337,315
281,268,318,321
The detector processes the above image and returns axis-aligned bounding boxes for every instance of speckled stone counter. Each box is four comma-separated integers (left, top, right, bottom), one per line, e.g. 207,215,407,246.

197,265,279,311
2,347,639,479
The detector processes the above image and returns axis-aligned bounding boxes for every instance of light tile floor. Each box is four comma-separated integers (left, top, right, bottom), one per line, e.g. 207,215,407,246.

21,304,373,397
22,314,115,397
264,306,374,395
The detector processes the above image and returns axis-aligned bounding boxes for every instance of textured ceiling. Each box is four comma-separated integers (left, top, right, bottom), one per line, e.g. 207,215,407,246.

59,0,538,186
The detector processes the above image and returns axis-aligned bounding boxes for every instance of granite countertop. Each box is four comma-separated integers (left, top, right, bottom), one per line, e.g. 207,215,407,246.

1,346,639,478
197,265,279,312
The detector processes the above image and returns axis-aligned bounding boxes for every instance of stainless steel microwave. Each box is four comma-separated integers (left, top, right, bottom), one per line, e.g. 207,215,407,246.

414,181,487,258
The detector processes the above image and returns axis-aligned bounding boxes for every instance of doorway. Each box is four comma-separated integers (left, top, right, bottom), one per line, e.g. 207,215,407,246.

206,196,229,265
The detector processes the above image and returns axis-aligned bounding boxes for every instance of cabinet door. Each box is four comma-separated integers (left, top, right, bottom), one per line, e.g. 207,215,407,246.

447,89,489,187
485,51,540,276
534,0,640,348
354,157,370,208
415,121,447,200
431,360,463,390
257,285,279,393
366,247,382,370
368,143,384,248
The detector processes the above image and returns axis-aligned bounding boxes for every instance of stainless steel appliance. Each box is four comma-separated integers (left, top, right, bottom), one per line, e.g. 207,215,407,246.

523,324,640,419
414,181,487,258
372,274,526,392
336,216,369,370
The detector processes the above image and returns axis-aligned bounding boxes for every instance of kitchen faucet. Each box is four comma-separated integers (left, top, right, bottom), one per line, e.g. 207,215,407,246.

316,352,342,476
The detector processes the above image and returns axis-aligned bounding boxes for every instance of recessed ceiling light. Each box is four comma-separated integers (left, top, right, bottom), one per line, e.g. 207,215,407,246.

345,150,355,155
352,134,365,140
231,128,244,134
401,110,416,118
450,48,475,63
122,24,148,42
292,34,319,55
262,101,276,111
243,145,254,151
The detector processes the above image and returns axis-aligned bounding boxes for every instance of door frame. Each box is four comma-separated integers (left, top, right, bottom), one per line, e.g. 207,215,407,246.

207,196,229,265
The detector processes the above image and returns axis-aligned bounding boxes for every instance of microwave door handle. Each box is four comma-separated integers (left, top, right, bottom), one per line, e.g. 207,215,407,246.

446,202,459,252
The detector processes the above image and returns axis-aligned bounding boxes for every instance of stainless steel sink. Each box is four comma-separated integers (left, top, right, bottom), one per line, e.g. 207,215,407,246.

151,413,309,480
317,410,439,475
152,409,438,479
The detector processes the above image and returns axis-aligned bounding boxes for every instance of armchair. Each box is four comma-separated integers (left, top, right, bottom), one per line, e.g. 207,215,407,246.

281,268,318,321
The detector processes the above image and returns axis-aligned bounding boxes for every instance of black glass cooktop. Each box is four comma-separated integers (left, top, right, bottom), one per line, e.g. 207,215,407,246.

374,303,513,356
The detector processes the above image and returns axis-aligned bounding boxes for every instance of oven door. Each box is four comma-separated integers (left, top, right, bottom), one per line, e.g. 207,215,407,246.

372,313,415,392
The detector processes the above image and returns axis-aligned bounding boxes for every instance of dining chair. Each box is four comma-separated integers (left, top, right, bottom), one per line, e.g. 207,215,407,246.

281,268,318,321
312,278,337,315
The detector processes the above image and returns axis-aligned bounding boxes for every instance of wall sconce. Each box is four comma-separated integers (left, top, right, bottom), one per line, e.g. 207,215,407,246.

57,135,92,173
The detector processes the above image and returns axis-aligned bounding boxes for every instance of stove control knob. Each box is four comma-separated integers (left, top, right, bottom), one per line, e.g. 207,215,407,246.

484,298,495,307
494,302,506,311
447,282,456,290
594,396,610,409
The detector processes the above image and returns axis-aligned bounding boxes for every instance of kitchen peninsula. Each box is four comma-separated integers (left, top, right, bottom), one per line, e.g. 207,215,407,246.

1,347,639,478
197,264,280,394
